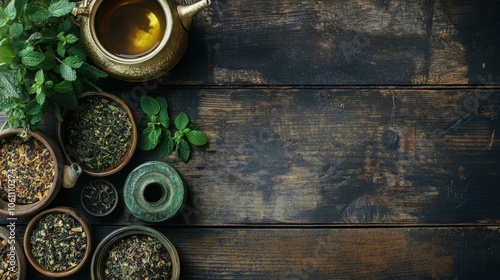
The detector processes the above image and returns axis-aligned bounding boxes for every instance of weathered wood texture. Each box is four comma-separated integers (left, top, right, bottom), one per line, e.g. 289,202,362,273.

19,226,500,279
167,0,500,85
3,88,499,226
1,0,500,279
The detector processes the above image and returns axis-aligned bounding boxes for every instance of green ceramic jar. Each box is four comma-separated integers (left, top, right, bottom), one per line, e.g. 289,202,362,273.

124,161,185,222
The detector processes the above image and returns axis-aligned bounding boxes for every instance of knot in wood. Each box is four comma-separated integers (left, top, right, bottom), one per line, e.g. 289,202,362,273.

382,130,399,149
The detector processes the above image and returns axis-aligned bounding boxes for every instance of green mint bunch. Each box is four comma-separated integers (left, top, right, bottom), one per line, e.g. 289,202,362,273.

0,0,107,135
139,95,208,163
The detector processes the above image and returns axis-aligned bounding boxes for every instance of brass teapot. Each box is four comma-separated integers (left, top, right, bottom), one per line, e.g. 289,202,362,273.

73,0,210,81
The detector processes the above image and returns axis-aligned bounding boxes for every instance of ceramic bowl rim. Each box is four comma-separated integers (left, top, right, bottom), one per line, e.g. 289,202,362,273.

91,225,180,280
57,91,138,177
23,206,93,278
80,179,119,217
0,128,62,217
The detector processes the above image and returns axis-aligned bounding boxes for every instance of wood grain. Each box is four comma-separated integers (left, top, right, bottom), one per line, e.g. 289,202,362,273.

1,1,500,278
3,88,498,226
165,0,500,85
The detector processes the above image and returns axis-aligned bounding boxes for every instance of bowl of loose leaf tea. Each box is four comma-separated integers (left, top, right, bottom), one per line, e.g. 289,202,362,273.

81,180,118,217
91,225,180,280
0,226,27,280
57,92,138,177
23,207,93,278
0,128,77,217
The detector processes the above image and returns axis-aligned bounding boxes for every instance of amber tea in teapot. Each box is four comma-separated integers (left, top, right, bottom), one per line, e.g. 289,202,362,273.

94,0,166,59
73,0,211,81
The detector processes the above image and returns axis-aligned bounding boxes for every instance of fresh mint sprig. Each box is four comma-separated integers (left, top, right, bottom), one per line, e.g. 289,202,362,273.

139,95,208,163
0,0,108,135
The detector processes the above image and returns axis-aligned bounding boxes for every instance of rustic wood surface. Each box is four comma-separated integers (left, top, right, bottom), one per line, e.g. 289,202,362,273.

1,0,500,279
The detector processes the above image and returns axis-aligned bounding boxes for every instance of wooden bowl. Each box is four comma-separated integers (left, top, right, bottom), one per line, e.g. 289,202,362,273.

23,207,92,278
91,225,180,280
57,92,137,177
0,129,64,217
0,226,27,280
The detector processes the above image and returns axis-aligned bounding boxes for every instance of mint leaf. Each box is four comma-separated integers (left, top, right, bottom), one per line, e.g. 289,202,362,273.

140,95,160,115
29,111,44,125
53,80,72,93
156,96,169,123
177,138,191,162
0,10,8,28
54,102,63,121
57,18,73,32
26,6,51,24
77,62,108,78
5,0,16,20
25,100,41,115
27,32,43,42
48,0,75,17
0,46,16,64
9,23,23,38
11,0,27,18
34,70,44,83
187,130,208,146
139,127,158,151
21,50,45,67
63,55,84,68
60,63,76,81
57,41,66,57
149,127,162,144
157,130,174,158
38,52,55,70
0,71,20,100
65,34,78,44
36,90,46,105
175,112,189,130
68,45,87,60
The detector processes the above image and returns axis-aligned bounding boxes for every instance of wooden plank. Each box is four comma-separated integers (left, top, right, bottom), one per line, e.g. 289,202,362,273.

163,0,500,85
3,88,499,226
15,226,500,279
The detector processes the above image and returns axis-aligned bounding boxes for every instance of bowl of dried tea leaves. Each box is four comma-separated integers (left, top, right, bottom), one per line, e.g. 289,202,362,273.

81,180,118,217
57,91,138,177
0,129,65,217
23,207,93,278
91,225,180,280
0,226,27,280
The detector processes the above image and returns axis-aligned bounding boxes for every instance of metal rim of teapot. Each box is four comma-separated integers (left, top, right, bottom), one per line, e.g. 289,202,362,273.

74,0,174,64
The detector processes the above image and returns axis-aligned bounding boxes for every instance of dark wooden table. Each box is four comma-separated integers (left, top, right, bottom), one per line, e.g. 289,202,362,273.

2,0,500,278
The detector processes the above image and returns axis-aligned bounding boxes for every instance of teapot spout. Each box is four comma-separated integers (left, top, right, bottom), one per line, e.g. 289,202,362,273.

177,0,211,30
62,163,82,189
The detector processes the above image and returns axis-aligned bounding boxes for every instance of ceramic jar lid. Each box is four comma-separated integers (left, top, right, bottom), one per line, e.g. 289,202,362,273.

124,161,185,222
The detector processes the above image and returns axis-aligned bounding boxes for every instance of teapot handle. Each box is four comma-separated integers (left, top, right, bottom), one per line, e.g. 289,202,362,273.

72,0,94,16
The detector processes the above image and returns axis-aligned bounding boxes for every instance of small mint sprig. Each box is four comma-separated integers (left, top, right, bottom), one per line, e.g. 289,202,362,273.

138,95,208,162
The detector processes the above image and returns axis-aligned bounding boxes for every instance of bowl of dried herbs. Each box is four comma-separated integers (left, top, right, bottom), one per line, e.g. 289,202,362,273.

0,128,81,217
23,206,92,278
81,180,118,217
91,225,180,280
57,91,138,177
0,226,27,280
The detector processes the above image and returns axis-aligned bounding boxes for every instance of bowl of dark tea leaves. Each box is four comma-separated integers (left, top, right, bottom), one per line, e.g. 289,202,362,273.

23,207,92,278
91,225,180,280
81,180,118,217
58,92,138,177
